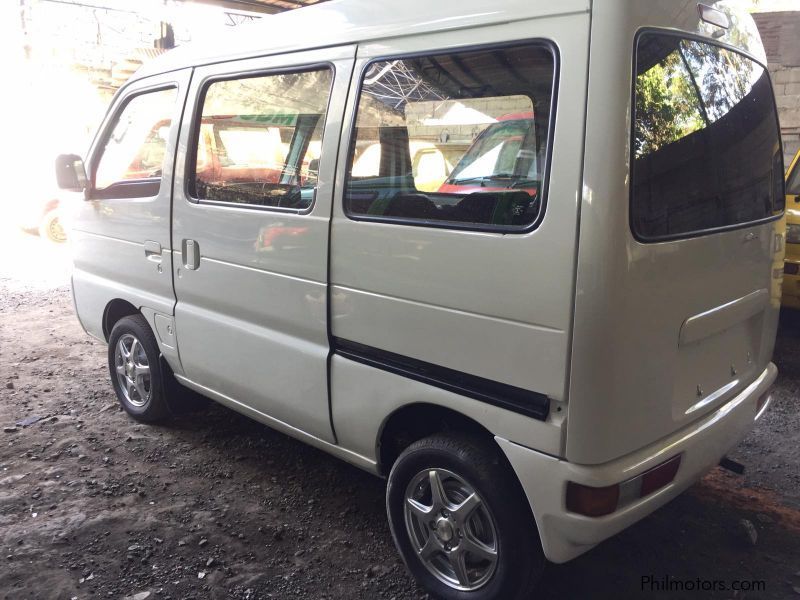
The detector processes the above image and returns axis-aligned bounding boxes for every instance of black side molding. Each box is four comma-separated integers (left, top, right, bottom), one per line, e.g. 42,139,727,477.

332,337,550,421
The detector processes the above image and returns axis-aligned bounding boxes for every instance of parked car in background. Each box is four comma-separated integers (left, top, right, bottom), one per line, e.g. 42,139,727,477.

16,195,67,243
782,149,800,308
11,153,69,243
438,112,539,197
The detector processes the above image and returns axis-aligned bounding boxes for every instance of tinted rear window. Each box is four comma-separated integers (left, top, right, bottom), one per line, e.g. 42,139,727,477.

632,32,784,241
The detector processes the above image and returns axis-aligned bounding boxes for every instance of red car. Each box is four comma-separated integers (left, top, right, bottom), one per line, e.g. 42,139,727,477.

438,111,539,198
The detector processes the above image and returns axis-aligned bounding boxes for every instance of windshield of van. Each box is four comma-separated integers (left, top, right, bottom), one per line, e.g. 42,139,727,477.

631,33,784,241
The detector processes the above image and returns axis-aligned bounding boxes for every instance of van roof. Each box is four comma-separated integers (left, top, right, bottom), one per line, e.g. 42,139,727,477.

134,0,764,82
134,0,589,80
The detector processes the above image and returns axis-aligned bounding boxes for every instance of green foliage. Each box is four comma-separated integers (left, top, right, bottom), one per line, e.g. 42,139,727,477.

635,51,703,157
635,39,763,158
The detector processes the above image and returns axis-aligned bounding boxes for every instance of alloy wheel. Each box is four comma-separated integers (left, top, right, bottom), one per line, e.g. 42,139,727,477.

114,333,151,407
403,467,499,591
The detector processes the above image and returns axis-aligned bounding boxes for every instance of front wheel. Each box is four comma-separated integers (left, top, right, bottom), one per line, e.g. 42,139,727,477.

386,434,544,600
108,315,170,423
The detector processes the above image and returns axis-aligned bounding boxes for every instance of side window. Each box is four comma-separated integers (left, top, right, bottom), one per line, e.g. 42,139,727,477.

189,68,332,210
344,43,556,230
94,88,177,195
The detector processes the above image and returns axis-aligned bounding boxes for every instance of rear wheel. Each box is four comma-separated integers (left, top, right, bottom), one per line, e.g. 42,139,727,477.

386,433,544,600
108,315,170,423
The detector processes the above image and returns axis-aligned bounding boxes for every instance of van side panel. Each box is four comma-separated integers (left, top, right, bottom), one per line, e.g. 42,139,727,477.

332,355,563,462
330,13,591,458
568,2,781,465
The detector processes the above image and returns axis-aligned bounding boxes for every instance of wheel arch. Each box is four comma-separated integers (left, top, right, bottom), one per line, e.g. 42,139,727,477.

102,298,140,341
377,402,497,476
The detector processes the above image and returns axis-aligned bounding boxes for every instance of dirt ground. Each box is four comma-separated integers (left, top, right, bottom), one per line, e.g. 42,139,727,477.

1,228,800,600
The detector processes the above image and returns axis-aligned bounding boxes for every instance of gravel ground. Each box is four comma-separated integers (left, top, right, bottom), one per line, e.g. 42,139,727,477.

1,231,800,599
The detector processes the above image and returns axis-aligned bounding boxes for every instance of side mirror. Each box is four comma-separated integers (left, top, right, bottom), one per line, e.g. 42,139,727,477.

55,154,88,192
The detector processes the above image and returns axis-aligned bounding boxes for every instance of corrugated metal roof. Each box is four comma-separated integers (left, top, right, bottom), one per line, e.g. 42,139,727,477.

192,0,326,14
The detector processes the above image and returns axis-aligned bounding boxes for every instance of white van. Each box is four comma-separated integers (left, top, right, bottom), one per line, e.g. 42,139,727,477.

55,1,785,598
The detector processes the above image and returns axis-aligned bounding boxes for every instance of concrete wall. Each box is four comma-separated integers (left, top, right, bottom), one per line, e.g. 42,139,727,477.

771,65,800,166
753,11,800,168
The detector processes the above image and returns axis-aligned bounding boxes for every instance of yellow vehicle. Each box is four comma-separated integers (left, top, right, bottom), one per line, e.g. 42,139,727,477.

783,150,800,309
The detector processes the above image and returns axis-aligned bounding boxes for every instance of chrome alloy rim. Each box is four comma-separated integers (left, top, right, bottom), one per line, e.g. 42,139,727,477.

403,468,499,591
114,334,151,407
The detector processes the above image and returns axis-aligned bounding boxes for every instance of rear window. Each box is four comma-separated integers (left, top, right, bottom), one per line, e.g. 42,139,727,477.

632,32,784,241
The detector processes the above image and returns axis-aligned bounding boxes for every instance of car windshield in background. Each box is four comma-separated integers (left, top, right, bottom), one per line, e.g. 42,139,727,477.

632,32,784,241
344,43,555,231
788,157,800,196
446,118,536,186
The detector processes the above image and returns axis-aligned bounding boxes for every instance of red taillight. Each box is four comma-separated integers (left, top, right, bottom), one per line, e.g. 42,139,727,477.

566,482,619,517
639,455,682,497
566,454,682,517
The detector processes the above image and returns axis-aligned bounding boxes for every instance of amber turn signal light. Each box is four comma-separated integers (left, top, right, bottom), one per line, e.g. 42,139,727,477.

566,482,620,517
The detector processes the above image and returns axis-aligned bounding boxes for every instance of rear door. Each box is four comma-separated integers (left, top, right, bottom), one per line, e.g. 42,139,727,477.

171,46,354,442
568,27,785,464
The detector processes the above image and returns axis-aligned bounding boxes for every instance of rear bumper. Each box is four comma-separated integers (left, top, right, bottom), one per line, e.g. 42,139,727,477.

497,362,776,563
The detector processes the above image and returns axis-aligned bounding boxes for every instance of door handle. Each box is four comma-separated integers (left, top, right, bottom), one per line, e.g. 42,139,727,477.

182,239,200,270
144,240,163,263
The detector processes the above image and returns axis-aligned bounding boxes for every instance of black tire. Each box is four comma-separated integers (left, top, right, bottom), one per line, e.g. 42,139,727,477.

386,433,544,600
108,314,170,423
162,359,212,415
